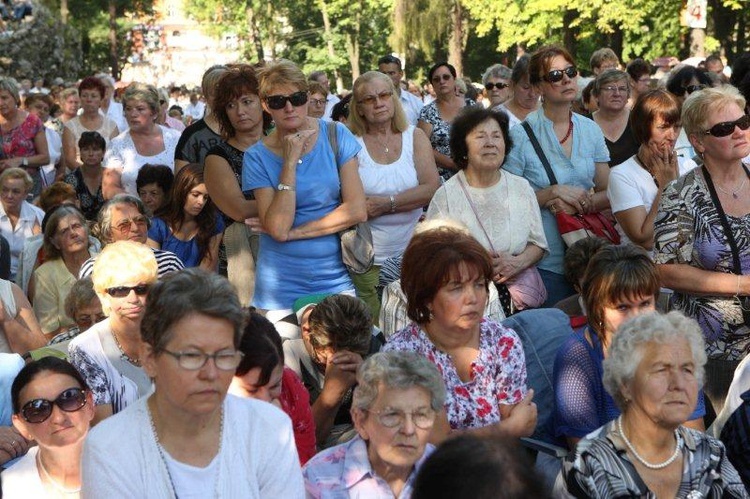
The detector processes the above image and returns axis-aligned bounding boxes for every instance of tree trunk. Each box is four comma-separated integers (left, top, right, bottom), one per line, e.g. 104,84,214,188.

265,2,277,59
109,0,119,80
708,0,734,60
345,8,361,81
562,10,578,58
609,26,623,61
392,0,406,58
60,0,68,24
448,0,463,75
689,28,705,58
245,3,264,62
318,0,343,94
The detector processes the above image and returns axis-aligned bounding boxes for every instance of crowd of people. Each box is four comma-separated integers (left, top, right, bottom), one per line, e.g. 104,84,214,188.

0,44,748,497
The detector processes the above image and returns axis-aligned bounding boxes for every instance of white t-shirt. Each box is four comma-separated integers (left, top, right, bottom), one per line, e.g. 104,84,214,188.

163,449,219,499
607,154,697,244
2,447,47,499
399,91,424,125
0,201,44,280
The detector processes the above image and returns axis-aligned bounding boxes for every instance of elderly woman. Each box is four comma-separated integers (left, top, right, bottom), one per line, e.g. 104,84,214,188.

504,45,610,306
427,107,547,315
482,64,512,109
0,78,50,199
0,167,44,280
608,90,698,249
31,206,96,339
495,55,539,129
553,244,705,450
243,59,366,313
3,357,95,498
67,240,158,424
383,227,536,439
102,83,181,199
563,312,747,498
591,69,639,167
303,351,443,498
307,81,328,120
62,76,119,170
48,277,105,345
81,268,304,497
418,62,476,181
57,87,81,126
348,70,440,319
655,85,750,417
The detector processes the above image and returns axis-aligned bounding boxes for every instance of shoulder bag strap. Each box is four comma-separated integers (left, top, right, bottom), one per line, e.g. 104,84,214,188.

326,121,340,169
457,175,497,255
521,120,558,186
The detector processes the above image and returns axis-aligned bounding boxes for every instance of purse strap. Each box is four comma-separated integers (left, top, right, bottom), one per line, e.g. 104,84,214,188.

326,120,340,169
700,164,750,276
457,175,497,255
521,121,558,185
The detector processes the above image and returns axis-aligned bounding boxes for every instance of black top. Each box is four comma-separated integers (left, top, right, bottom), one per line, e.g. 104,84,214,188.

605,124,639,167
173,118,222,165
205,140,252,226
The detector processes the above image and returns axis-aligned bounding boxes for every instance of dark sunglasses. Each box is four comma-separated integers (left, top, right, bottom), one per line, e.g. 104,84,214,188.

105,284,151,298
704,114,750,137
21,388,88,423
684,84,706,95
544,66,578,83
485,82,509,91
432,74,452,83
265,91,308,110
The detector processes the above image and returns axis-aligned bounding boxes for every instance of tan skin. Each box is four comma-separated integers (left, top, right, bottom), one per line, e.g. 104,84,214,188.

0,280,45,353
0,177,40,234
102,98,165,199
77,145,105,200
0,90,50,173
354,78,439,218
62,87,119,170
60,94,81,123
592,77,631,143
658,102,750,297
417,66,468,172
503,75,540,123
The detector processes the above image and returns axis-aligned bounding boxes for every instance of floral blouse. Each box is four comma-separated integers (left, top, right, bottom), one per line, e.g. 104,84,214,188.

654,168,750,360
418,99,475,180
1,112,43,159
383,319,527,430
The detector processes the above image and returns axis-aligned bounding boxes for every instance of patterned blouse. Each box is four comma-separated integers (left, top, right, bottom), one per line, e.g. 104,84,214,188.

654,168,750,360
1,112,43,159
563,420,748,498
383,319,527,430
64,168,105,221
418,99,475,180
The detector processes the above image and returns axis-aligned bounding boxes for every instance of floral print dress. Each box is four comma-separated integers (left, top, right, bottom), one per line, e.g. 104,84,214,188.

418,98,476,181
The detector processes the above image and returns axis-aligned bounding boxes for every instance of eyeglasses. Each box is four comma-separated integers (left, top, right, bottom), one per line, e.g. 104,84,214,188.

161,349,244,371
485,82,509,91
113,215,148,233
358,91,393,106
601,85,628,94
366,408,436,429
544,66,578,83
265,91,308,110
684,84,706,95
432,74,452,83
703,114,750,137
309,98,326,107
105,284,151,298
20,388,88,424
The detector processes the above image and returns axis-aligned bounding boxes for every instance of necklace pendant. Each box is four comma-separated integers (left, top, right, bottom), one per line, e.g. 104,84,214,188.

385,147,389,153
297,158,303,164
733,192,739,199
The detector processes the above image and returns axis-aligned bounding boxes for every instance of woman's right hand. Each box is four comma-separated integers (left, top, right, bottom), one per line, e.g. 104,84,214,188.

0,427,30,464
645,141,679,188
283,128,316,165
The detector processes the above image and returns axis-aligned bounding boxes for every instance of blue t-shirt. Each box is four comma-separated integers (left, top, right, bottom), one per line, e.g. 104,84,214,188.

552,326,705,442
503,110,609,274
242,120,361,310
148,215,224,268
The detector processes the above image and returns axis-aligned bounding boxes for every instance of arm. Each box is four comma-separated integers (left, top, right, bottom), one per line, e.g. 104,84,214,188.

3,282,45,353
62,126,82,170
614,205,658,250
311,350,361,444
198,232,222,272
204,153,258,221
92,404,114,426
365,128,440,217
0,426,30,466
658,265,750,297
102,168,125,200
589,162,610,212
174,159,189,175
28,126,50,168
494,244,546,282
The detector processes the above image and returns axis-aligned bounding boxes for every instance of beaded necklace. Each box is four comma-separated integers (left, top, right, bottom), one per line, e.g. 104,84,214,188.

617,416,683,470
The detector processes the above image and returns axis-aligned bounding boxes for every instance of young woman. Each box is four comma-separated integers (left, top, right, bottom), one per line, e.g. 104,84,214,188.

147,163,224,270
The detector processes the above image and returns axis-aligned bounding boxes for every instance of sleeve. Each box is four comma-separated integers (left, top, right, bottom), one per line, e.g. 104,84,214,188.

68,345,111,406
257,411,306,498
553,337,601,438
214,213,225,236
425,185,449,220
334,123,361,166
607,165,645,214
283,369,317,465
103,137,124,170
417,104,431,123
493,324,527,406
174,127,193,162
502,125,528,177
561,448,602,499
31,266,61,334
379,282,409,339
653,179,694,265
591,126,610,163
720,400,750,493
147,218,167,245
242,146,273,194
81,430,143,498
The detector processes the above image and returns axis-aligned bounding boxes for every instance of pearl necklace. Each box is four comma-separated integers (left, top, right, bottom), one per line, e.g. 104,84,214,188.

617,416,683,470
37,452,81,495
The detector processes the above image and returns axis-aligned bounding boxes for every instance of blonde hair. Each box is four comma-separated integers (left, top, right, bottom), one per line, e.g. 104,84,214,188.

257,60,308,99
682,85,746,138
59,87,79,102
92,241,158,313
0,167,33,192
122,83,160,115
348,71,409,136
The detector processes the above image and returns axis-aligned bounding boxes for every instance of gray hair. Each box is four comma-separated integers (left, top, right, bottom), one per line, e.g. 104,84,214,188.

43,205,88,260
593,69,629,97
352,352,446,412
603,311,706,410
97,194,148,244
140,268,244,351
482,64,512,85
0,78,20,106
682,85,746,138
202,65,229,102
64,277,98,320
122,82,160,115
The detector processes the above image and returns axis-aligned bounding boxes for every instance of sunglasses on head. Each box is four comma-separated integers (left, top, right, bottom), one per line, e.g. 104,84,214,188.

684,84,706,95
544,66,578,83
704,114,750,137
265,91,308,110
105,284,151,298
432,74,452,83
20,387,88,424
485,82,509,91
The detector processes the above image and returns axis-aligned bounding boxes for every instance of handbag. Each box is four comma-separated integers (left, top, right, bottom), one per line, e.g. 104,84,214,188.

326,120,374,274
521,121,620,247
457,176,547,310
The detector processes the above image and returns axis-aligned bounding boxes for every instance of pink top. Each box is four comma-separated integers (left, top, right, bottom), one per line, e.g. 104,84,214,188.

1,112,43,159
280,367,316,464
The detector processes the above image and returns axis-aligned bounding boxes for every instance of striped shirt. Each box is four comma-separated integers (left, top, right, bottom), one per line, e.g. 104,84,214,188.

78,248,184,279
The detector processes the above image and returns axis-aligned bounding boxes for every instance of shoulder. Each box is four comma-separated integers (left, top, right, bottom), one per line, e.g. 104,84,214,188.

226,394,292,434
383,323,423,351
159,125,181,141
482,319,522,343
87,397,146,448
68,321,105,351
502,171,534,190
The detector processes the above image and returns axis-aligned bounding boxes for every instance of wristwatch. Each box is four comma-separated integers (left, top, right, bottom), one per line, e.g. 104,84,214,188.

21,158,28,167
277,183,295,192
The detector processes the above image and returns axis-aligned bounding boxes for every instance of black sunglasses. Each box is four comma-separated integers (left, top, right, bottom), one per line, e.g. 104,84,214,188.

485,82,509,91
265,91,308,110
21,388,88,424
432,74,452,83
684,84,706,95
105,284,151,298
544,66,578,83
704,114,750,138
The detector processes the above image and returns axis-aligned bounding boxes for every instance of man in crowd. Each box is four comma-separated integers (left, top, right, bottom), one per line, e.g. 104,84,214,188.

378,54,424,125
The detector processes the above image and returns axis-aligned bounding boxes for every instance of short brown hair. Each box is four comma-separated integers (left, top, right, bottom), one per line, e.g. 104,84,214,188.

529,45,575,86
212,64,261,139
582,244,660,342
257,59,308,99
589,48,619,71
629,89,681,145
307,81,328,98
401,228,492,324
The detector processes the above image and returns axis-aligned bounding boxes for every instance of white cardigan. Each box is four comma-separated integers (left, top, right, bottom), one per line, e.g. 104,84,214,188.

81,395,304,498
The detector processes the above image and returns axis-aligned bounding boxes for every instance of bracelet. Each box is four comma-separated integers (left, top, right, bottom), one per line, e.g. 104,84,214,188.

389,195,396,213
